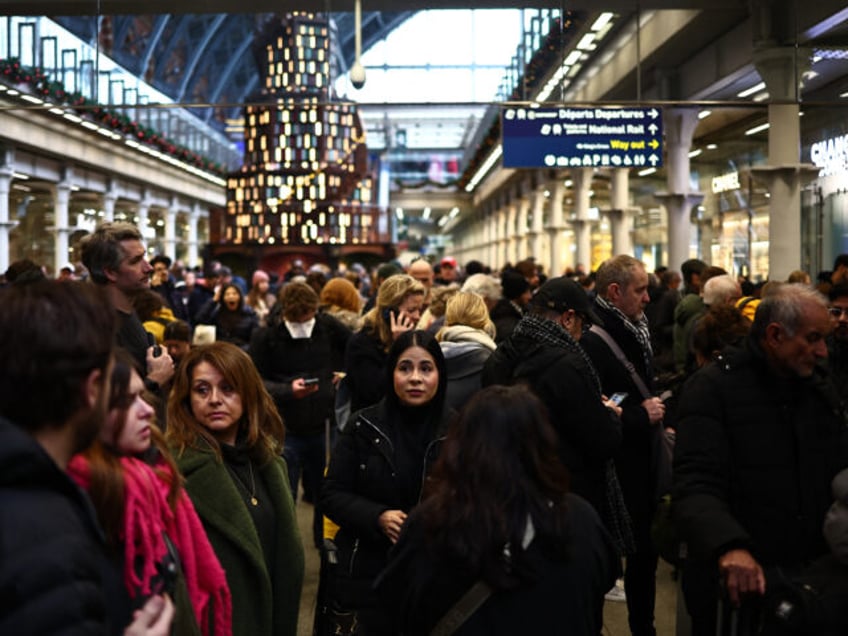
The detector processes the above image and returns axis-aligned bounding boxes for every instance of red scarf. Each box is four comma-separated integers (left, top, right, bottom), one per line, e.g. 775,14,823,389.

69,455,232,636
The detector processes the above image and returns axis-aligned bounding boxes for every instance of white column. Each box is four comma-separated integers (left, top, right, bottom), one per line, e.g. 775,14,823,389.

497,204,509,268
516,194,530,263
655,108,703,273
165,196,178,262
54,174,73,273
571,167,593,270
505,200,518,265
0,157,17,274
102,181,117,222
609,167,633,256
529,184,545,262
137,197,150,241
487,211,498,270
188,203,201,269
750,46,817,280
547,175,566,277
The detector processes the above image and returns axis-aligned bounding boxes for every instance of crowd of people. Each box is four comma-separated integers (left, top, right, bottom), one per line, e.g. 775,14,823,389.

4,220,848,636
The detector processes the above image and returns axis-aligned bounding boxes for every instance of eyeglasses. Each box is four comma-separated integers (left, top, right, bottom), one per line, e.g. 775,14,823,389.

828,306,848,318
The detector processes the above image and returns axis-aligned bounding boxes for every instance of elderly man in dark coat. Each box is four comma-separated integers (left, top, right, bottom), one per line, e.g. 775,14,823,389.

673,283,848,635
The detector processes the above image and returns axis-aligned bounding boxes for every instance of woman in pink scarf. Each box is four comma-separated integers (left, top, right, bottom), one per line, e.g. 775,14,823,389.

69,349,231,636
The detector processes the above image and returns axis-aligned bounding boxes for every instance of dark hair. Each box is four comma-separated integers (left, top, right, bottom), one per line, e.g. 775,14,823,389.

833,254,848,271
79,222,143,285
220,283,244,310
385,330,447,415
132,288,165,321
149,254,172,269
0,281,115,432
419,385,571,588
829,284,848,303
692,305,751,365
281,281,320,321
163,319,191,343
5,258,46,284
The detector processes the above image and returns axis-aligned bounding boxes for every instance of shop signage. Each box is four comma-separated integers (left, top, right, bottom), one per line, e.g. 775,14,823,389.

810,134,848,177
501,106,663,169
711,171,740,193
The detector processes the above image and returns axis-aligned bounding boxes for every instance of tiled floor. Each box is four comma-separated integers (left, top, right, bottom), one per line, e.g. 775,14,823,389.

294,497,681,635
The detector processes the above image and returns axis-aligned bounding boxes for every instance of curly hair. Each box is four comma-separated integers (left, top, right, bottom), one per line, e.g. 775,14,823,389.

280,281,320,322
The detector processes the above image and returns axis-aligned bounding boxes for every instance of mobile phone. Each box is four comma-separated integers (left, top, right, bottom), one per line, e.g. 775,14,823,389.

609,392,628,406
381,307,399,324
147,331,162,357
303,377,320,386
658,389,673,402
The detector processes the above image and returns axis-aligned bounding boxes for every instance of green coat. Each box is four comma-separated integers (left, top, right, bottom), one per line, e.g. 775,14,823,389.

176,447,305,636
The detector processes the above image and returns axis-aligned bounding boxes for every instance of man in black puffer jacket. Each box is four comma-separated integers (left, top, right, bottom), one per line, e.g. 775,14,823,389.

673,283,848,636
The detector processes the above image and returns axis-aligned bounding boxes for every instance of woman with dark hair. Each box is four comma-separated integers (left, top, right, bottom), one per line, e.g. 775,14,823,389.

68,349,232,636
166,342,304,636
377,385,620,636
195,283,258,349
321,330,451,635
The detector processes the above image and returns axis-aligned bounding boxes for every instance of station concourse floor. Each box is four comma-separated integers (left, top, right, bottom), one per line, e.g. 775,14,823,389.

293,494,681,636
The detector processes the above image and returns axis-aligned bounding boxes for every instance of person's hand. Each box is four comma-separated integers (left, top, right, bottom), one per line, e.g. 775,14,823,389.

602,395,623,417
124,594,174,636
641,396,666,425
389,310,415,341
378,509,408,544
146,346,175,386
718,548,766,606
292,377,320,399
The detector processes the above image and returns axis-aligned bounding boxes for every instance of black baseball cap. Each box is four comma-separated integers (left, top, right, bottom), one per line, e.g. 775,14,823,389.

531,276,602,324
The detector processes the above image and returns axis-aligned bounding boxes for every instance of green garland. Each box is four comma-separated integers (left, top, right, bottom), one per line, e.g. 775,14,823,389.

0,57,224,175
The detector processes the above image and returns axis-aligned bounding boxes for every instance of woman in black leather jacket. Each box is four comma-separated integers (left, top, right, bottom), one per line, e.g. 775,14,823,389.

321,330,450,635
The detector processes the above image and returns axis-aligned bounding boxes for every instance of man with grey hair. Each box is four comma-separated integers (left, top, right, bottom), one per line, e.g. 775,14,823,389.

80,222,174,393
581,254,666,636
702,274,742,308
673,283,848,635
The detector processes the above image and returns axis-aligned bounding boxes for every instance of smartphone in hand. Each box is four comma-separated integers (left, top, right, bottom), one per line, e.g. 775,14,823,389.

609,392,629,406
303,377,320,387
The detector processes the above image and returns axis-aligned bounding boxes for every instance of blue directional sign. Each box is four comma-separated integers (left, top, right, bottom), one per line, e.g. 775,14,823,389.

501,106,663,169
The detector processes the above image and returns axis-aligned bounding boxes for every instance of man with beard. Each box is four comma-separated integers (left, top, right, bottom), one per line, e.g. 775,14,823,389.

0,281,173,634
80,222,174,394
826,284,848,401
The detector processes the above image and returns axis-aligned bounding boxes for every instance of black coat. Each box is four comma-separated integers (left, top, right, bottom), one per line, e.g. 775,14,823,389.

673,338,848,567
376,494,619,636
482,329,622,514
0,417,108,635
580,303,662,510
250,312,351,436
320,401,446,619
195,300,258,348
343,327,388,413
489,298,522,343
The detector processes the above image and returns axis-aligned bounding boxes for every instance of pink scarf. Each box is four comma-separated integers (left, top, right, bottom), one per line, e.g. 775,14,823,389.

69,455,232,636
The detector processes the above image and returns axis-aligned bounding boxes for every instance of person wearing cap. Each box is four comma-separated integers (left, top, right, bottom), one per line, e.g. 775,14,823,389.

490,269,532,343
434,257,458,286
580,255,666,636
483,277,630,561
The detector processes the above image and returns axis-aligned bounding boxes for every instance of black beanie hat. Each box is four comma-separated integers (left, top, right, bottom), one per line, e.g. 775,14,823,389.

501,271,530,300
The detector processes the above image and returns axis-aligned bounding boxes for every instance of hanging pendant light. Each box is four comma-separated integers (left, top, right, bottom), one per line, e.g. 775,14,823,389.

350,0,366,88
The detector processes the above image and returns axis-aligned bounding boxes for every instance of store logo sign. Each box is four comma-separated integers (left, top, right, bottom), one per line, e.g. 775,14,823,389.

712,171,740,193
811,134,848,177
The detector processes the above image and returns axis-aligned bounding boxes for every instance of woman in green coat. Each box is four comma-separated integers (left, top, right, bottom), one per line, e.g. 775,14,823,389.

167,341,305,636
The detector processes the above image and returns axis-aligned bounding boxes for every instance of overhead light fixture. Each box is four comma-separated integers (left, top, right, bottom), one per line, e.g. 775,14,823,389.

638,167,657,177
737,81,766,98
563,50,582,66
698,110,712,119
744,122,770,136
688,149,703,158
422,207,431,220
395,207,404,220
12,172,29,180
591,12,614,31
449,206,460,219
577,34,596,50
21,94,43,104
465,145,503,192
349,0,366,89
707,143,718,150
840,90,848,98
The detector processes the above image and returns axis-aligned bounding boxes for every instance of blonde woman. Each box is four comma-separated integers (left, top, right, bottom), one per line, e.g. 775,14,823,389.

343,274,425,412
435,291,498,411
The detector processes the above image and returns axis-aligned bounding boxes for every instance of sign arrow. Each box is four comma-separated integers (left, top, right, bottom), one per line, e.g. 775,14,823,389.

649,139,660,149
649,108,660,119
649,154,659,166
649,123,658,135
